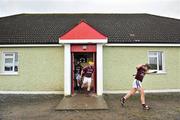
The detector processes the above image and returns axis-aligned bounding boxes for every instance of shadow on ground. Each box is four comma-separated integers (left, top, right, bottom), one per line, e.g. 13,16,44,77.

0,93,180,120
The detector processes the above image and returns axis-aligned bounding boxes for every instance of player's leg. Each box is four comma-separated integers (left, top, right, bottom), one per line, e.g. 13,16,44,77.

138,87,145,104
121,88,137,106
124,79,140,99
87,78,92,91
76,74,79,87
81,83,85,88
81,82,86,88
138,87,150,110
87,81,91,91
83,78,91,96
121,79,139,106
81,77,87,88
124,88,137,99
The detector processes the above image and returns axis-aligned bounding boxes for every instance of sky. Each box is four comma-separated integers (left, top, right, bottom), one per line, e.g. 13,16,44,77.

0,0,180,19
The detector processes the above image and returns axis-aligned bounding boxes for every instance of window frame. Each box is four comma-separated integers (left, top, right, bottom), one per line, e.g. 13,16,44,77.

1,52,18,75
148,51,166,73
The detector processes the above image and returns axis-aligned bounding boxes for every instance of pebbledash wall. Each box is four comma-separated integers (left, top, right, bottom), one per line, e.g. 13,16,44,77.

103,46,180,91
0,46,180,92
0,47,64,91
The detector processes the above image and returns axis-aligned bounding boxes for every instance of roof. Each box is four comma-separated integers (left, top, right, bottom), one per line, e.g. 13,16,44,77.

0,13,180,44
59,21,107,44
60,21,107,39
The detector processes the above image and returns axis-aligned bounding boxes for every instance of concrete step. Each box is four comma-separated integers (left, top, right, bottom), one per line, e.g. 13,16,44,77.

55,94,108,110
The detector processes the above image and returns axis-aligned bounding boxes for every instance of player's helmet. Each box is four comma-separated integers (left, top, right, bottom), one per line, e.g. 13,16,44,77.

88,61,94,65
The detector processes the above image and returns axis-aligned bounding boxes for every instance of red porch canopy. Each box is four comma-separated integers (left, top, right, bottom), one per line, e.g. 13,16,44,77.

59,21,107,43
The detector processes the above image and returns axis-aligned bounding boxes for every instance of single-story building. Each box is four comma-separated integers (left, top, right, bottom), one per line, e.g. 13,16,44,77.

0,13,180,96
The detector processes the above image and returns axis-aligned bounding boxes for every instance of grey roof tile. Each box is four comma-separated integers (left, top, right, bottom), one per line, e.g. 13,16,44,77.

0,14,180,44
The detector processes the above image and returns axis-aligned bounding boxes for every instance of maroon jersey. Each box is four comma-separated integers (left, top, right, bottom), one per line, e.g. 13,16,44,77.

83,66,94,78
135,67,146,82
75,64,82,74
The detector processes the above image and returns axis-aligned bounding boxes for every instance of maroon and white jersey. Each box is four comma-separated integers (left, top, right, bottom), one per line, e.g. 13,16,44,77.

135,66,146,82
83,66,94,78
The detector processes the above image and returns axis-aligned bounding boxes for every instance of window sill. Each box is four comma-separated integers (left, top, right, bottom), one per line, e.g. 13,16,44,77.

0,72,19,76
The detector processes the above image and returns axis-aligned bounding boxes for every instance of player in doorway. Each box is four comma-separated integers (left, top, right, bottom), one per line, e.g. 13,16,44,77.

81,61,94,96
75,61,83,90
120,64,157,110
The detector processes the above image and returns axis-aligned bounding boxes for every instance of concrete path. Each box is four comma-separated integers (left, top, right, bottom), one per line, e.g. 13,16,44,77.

55,94,108,110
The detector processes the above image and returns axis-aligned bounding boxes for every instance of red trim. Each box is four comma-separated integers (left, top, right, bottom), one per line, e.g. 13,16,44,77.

71,44,96,52
60,21,107,40
71,53,75,95
93,53,96,93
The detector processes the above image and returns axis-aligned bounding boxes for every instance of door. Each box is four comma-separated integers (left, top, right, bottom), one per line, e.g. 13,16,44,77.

71,44,96,95
71,52,96,95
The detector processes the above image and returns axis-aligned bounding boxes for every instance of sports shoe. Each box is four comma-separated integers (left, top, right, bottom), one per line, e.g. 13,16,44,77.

120,97,126,107
142,104,150,110
86,91,91,97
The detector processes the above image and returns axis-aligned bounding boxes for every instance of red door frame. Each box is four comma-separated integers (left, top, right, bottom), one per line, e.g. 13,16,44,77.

71,44,96,95
71,52,75,95
93,53,96,93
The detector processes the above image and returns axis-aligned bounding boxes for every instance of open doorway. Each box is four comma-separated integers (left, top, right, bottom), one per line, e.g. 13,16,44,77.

71,52,96,95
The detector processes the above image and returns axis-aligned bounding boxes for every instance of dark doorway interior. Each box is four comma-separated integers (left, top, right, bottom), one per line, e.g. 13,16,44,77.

72,52,96,95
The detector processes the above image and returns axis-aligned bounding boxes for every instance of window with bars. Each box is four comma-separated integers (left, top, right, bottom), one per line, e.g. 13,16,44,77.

148,51,164,72
2,52,18,73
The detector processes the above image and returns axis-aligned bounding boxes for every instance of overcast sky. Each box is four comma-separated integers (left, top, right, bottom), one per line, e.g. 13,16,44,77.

0,0,180,19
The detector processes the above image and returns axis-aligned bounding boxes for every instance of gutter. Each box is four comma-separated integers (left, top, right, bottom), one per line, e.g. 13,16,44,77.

0,44,62,47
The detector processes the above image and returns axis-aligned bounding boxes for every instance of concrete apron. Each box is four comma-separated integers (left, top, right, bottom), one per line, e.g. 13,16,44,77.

55,94,108,110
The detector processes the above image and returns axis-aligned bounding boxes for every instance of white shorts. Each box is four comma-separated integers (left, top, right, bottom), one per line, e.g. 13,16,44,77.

83,77,92,84
132,79,142,88
75,74,81,81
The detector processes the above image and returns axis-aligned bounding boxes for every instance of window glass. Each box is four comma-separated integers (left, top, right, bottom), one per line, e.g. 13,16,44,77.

15,53,18,72
5,53,13,57
3,52,18,73
148,51,164,71
5,58,13,64
149,57,157,70
149,52,157,56
5,66,13,71
158,52,163,70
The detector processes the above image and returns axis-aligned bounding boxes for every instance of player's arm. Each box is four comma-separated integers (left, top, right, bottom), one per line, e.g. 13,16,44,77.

80,68,84,78
145,70,157,74
81,66,87,77
91,73,94,81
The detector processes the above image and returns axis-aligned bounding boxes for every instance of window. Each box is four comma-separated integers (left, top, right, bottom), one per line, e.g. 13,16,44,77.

148,51,164,72
2,52,18,73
